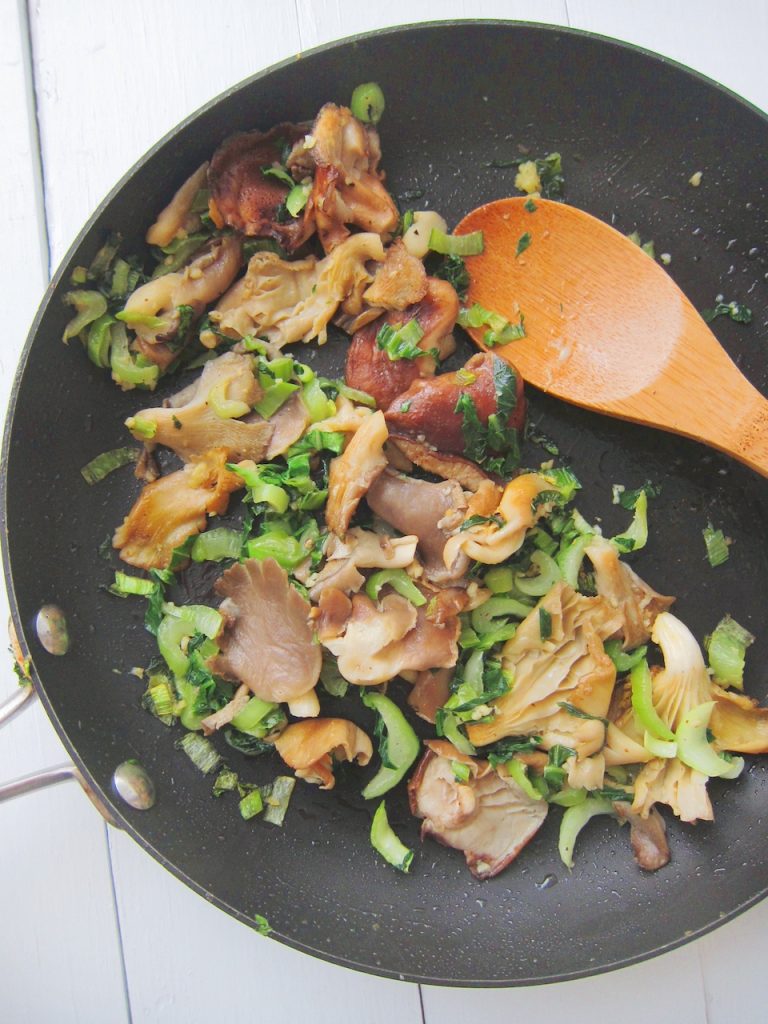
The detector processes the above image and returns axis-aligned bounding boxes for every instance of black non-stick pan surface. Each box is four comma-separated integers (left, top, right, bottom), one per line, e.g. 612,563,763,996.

3,22,768,986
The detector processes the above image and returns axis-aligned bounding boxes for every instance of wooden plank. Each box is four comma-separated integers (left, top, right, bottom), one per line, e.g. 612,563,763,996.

109,827,424,1023
422,943,708,1023
294,0,569,49
0,1,130,1021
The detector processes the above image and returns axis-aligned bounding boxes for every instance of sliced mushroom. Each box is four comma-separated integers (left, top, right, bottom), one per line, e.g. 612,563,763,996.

309,103,399,252
212,233,385,351
125,352,272,464
265,392,310,459
121,235,242,352
274,718,372,789
366,469,469,584
209,558,321,703
443,473,553,567
344,278,459,409
467,582,622,748
113,448,242,570
385,351,525,455
146,162,209,247
362,238,427,310
408,668,453,724
208,123,314,250
326,409,388,537
308,527,418,602
408,746,548,879
614,803,671,871
323,591,460,686
586,535,674,649
390,437,491,491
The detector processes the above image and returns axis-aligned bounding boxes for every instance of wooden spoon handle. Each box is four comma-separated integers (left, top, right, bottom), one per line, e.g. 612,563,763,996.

705,385,768,476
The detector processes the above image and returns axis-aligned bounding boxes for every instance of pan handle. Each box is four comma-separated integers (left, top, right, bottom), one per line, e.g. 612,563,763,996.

0,682,117,823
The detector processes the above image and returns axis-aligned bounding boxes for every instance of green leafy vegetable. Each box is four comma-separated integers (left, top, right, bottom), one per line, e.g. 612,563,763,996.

261,776,296,825
558,796,614,868
177,732,221,774
516,232,532,257
701,300,752,324
366,569,426,606
703,523,730,567
376,319,435,361
81,446,138,484
360,691,420,800
432,253,470,300
458,303,525,346
370,801,413,872
428,228,484,256
350,82,385,124
704,615,755,690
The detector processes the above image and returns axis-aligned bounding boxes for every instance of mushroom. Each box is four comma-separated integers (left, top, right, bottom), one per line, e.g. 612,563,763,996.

208,558,321,703
586,535,674,649
362,238,427,310
442,472,554,567
408,668,453,723
344,278,459,409
408,743,548,879
207,123,315,250
614,803,671,872
385,351,526,455
121,235,242,354
212,233,385,351
112,447,242,569
274,718,373,789
307,526,418,602
325,409,388,537
146,162,209,247
264,393,311,459
389,437,492,492
323,591,461,686
125,352,272,464
309,103,399,252
366,469,469,583
467,582,622,749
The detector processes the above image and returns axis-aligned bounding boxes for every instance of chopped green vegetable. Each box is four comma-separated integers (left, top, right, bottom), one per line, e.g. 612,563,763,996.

630,659,674,742
558,796,615,868
261,776,296,825
704,615,755,691
701,300,752,324
212,768,240,796
190,528,242,563
524,198,537,212
365,569,426,607
451,760,472,784
506,758,544,800
516,232,532,257
432,253,470,300
81,446,138,484
110,323,160,390
350,82,386,124
703,523,730,567
361,691,420,800
376,319,434,361
286,180,312,217
62,290,108,343
458,302,526,347
261,165,294,187
539,607,552,641
253,914,272,935
612,490,648,553
676,701,744,779
428,228,484,256
370,801,413,872
485,735,541,768
239,789,264,820
177,732,222,774
319,653,348,698
86,313,115,367
604,640,648,673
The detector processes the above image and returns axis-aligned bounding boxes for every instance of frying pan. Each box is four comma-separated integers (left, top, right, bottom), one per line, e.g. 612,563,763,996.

3,21,768,986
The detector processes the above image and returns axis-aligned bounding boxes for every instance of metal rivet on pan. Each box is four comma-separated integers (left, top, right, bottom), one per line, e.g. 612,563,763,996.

35,605,69,656
113,760,156,810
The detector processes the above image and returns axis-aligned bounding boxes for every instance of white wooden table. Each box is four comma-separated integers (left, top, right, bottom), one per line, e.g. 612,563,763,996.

2,2,767,1021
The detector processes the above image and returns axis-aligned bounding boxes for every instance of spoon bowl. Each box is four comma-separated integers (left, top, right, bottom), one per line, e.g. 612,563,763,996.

456,197,768,476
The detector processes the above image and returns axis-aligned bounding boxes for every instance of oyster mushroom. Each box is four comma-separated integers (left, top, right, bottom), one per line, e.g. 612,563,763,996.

121,235,242,356
408,743,548,879
274,718,372,789
586,535,674,649
146,162,209,247
362,238,427,310
366,469,469,583
344,278,459,409
389,437,492,492
307,527,418,602
208,123,314,250
208,558,321,703
326,409,388,537
126,352,272,464
212,233,385,350
113,447,242,570
309,103,399,252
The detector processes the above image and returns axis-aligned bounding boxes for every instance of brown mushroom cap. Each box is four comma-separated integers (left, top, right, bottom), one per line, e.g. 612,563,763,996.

274,718,372,790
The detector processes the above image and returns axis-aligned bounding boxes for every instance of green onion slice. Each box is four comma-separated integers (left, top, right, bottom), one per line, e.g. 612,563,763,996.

178,732,221,775
703,523,729,567
428,228,484,256
704,615,755,691
370,801,413,872
81,446,138,485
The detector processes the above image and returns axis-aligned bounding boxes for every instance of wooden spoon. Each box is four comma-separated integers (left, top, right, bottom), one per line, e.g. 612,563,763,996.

455,197,768,476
